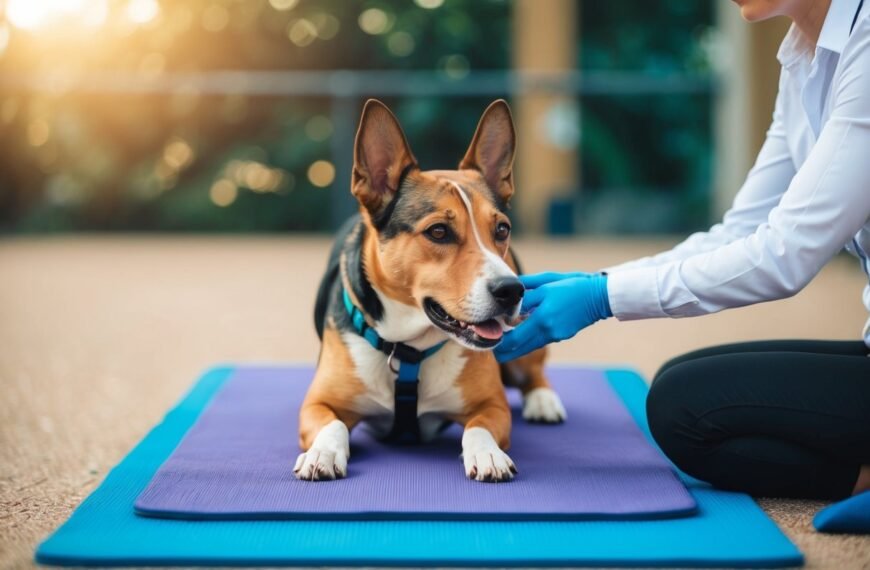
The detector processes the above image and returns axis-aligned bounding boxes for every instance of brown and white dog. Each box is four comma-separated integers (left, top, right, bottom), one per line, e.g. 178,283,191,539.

296,99,565,483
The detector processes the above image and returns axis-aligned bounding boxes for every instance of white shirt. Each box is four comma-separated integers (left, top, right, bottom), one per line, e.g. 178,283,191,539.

605,0,870,347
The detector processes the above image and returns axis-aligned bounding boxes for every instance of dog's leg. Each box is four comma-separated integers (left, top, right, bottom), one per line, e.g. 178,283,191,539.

502,249,565,423
462,402,516,482
296,327,365,480
501,346,567,423
294,402,352,481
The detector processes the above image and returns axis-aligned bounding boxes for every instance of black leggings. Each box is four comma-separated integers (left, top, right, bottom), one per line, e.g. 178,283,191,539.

646,340,870,500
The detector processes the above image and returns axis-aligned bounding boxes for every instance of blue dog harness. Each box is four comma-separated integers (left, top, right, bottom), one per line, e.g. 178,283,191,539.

342,288,446,443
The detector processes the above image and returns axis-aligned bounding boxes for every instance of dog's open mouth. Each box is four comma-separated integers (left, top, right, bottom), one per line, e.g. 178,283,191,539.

423,298,507,349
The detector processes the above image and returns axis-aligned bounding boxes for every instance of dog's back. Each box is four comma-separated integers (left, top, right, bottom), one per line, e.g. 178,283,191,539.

314,215,360,341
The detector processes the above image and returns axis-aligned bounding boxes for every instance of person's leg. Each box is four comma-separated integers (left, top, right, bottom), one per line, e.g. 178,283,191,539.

653,339,867,380
646,348,870,500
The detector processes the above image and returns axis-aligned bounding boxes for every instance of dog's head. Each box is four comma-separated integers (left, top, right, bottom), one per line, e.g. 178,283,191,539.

352,99,522,350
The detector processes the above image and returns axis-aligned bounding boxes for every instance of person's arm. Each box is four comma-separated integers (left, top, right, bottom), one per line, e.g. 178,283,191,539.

604,81,795,273
609,20,870,320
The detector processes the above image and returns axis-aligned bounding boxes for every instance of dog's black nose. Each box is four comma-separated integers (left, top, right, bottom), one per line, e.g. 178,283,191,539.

489,277,524,309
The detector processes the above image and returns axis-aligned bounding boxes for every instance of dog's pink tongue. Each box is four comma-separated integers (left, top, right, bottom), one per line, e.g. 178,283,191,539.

470,320,503,340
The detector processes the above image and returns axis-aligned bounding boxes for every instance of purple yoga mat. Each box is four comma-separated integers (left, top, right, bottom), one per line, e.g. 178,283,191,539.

135,366,695,520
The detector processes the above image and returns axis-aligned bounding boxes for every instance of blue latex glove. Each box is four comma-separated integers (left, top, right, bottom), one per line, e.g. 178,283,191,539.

495,272,612,363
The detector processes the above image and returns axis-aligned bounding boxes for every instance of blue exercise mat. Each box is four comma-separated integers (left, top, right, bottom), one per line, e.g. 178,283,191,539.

35,365,803,567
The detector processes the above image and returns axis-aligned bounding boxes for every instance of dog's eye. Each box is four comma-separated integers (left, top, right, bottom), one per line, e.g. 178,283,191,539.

494,222,511,241
424,224,451,243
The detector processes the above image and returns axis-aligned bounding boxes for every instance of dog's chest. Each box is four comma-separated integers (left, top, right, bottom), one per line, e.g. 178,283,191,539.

342,332,467,437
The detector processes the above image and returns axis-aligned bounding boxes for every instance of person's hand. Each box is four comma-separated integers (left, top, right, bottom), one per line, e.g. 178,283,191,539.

495,272,611,363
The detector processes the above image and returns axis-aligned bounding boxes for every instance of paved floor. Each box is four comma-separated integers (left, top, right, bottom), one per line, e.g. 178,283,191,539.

1,236,869,569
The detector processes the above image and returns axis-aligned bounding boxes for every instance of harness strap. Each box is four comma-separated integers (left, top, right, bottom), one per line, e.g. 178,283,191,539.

342,288,446,443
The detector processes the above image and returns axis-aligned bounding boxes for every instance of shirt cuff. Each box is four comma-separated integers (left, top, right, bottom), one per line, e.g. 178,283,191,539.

600,256,655,275
606,266,668,321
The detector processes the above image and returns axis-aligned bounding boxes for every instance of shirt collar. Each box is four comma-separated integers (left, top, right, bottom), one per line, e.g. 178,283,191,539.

817,0,858,53
777,0,859,67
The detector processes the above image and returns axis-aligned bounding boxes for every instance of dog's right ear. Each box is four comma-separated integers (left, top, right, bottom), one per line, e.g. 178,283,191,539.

352,99,418,217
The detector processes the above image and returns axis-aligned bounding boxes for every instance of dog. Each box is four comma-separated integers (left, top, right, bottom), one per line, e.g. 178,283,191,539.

296,99,566,483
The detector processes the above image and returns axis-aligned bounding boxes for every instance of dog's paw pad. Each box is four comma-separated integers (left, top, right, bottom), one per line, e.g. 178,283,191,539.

522,387,567,423
463,448,517,483
294,448,347,481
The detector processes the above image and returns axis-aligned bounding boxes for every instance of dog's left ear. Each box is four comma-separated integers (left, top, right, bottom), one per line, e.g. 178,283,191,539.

459,99,516,203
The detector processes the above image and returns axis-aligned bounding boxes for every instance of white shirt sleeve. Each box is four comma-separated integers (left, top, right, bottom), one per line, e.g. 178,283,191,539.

603,80,795,274
608,21,870,320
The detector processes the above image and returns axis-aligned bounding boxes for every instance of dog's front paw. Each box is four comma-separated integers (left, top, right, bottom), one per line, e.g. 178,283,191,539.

293,419,350,481
461,427,517,482
294,448,347,481
523,387,567,423
464,447,516,482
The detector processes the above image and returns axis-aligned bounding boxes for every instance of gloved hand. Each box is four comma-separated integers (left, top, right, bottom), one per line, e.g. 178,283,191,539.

495,272,612,363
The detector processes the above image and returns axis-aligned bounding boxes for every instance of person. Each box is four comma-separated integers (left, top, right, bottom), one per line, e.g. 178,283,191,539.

495,0,870,503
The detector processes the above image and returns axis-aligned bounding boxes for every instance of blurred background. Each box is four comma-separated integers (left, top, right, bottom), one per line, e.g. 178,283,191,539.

0,0,790,236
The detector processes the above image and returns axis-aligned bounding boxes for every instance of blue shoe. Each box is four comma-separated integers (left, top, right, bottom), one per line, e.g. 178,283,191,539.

814,491,870,534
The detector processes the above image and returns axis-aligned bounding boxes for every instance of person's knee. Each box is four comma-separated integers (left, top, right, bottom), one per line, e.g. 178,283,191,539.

646,363,708,474
652,342,752,383
652,354,687,384
652,347,714,384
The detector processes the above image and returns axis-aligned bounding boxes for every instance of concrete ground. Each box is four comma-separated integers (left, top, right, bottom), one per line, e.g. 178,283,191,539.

1,236,869,569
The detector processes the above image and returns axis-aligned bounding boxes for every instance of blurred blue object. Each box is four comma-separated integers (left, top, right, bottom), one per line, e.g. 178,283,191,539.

548,197,575,235
813,491,870,534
